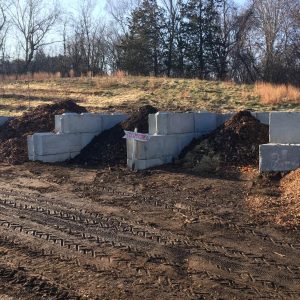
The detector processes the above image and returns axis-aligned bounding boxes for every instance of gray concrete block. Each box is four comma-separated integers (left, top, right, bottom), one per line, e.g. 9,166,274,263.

270,112,300,144
251,112,270,125
127,133,196,161
259,144,300,172
55,112,128,134
127,135,165,160
30,132,83,156
156,112,195,135
148,114,156,135
55,113,102,134
194,112,217,134
30,151,80,163
81,132,98,148
102,113,128,131
127,156,173,170
27,136,34,157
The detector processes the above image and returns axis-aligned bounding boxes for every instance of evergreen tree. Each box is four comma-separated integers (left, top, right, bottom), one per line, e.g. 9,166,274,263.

117,0,165,76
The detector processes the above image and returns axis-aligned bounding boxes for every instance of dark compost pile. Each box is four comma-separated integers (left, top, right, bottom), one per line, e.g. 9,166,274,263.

180,110,269,171
0,100,87,164
71,105,158,166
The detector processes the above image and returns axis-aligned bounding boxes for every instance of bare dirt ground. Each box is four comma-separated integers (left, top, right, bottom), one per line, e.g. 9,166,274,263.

0,162,300,299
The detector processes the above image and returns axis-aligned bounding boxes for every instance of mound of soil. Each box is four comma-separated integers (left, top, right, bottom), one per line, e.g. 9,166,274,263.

181,110,269,171
72,105,157,166
276,169,300,226
0,100,87,164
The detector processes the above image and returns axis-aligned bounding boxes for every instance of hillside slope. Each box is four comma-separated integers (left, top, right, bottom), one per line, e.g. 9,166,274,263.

0,76,299,116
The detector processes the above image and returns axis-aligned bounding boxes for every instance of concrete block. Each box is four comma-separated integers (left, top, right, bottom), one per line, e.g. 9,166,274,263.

127,135,165,160
194,112,217,134
30,151,80,163
81,132,98,148
102,113,128,131
156,112,195,135
259,144,300,172
251,112,270,125
127,133,196,161
27,136,34,157
176,133,196,155
55,112,128,134
55,113,102,134
127,156,173,170
270,112,300,144
216,113,234,127
148,114,156,135
30,132,82,156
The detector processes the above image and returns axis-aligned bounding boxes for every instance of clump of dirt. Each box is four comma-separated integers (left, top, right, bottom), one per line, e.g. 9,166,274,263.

71,105,157,166
245,169,300,228
180,110,269,171
0,100,87,164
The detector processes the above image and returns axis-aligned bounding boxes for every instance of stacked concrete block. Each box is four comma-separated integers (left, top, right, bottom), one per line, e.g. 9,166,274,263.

251,112,270,125
259,144,300,172
194,112,218,137
128,112,221,170
269,112,300,144
127,133,195,159
259,112,300,172
28,113,127,163
149,112,195,135
55,112,127,134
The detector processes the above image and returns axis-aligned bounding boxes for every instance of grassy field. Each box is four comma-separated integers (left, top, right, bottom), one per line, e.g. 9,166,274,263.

0,76,299,116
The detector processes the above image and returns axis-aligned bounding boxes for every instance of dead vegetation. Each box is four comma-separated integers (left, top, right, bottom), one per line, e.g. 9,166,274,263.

254,82,300,104
0,76,300,116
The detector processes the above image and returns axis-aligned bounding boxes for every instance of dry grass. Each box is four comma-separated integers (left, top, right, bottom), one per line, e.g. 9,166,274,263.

0,75,299,116
254,82,300,104
0,72,62,82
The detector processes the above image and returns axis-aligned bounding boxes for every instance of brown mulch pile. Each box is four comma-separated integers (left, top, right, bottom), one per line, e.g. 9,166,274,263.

0,100,87,164
276,169,300,227
71,105,157,166
180,110,269,171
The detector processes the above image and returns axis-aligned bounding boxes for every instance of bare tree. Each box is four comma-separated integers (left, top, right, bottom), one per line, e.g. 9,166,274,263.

9,0,60,72
0,1,9,60
250,0,300,81
161,0,181,76
106,0,140,35
65,0,109,76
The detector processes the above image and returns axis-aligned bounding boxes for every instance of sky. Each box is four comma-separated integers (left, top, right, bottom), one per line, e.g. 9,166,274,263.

59,0,247,16
5,0,248,59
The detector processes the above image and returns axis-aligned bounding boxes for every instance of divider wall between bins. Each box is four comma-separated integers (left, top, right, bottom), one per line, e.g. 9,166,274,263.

28,112,128,163
128,111,270,170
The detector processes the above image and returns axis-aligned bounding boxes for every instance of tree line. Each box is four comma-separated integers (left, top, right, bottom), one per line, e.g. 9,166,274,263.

0,0,300,85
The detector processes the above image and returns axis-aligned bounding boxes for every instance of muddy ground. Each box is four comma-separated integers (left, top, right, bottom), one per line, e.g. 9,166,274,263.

0,162,299,299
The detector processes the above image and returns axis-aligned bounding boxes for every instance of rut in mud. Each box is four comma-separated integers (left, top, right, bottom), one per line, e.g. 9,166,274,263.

0,163,300,299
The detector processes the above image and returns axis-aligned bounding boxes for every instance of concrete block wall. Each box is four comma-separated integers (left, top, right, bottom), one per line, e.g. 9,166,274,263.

260,112,300,172
55,113,127,134
28,113,128,163
128,111,271,170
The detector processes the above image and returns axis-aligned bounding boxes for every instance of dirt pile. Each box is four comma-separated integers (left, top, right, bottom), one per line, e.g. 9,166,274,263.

276,169,300,226
0,100,87,164
71,105,157,166
181,110,269,171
